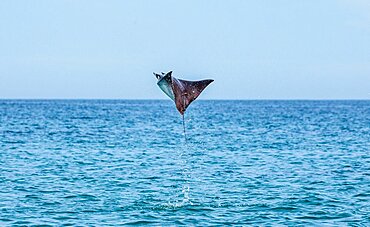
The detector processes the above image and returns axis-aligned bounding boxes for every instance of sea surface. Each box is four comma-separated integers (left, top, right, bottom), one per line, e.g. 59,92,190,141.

0,100,369,226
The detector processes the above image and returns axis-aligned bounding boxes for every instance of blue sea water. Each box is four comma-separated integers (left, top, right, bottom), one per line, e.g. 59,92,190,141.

0,100,369,226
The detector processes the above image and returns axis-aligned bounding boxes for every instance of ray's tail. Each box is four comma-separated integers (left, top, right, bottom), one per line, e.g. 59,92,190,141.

181,95,187,143
182,114,187,142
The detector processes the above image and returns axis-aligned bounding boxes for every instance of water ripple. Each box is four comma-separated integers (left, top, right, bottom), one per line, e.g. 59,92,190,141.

0,100,369,225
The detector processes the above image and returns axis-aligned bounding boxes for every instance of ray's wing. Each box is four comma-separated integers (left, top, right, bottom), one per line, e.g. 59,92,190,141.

171,78,214,115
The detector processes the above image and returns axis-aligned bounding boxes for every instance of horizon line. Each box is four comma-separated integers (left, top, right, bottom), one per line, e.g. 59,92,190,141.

0,98,369,101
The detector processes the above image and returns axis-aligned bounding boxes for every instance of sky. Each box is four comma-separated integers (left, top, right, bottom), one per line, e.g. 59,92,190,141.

0,0,369,99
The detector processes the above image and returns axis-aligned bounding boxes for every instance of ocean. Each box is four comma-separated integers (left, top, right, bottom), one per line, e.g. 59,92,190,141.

0,100,369,225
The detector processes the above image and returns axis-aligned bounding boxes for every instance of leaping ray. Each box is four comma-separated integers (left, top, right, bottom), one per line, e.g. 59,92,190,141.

154,71,214,140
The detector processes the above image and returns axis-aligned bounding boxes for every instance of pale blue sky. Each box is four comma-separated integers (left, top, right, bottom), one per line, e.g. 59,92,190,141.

0,0,369,99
